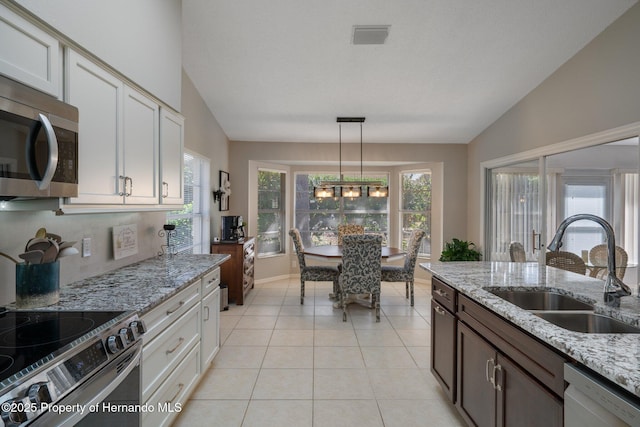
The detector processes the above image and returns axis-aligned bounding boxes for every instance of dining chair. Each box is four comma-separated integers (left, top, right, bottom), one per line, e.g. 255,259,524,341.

545,250,587,275
337,224,364,245
338,234,383,322
588,244,628,280
289,228,340,304
509,241,526,262
380,229,425,306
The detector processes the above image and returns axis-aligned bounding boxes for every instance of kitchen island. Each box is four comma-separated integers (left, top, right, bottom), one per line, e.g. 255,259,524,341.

422,261,640,426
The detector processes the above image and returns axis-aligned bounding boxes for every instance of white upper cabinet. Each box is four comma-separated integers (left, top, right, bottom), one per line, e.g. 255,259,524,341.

66,49,162,207
0,3,60,97
66,49,124,205
159,107,184,205
123,86,159,204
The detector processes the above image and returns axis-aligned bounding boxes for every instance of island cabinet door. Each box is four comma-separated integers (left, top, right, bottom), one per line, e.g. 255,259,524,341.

496,354,563,427
431,299,456,402
457,322,496,427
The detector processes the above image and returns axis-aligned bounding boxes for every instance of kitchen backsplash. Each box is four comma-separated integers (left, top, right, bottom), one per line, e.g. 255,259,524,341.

0,210,168,306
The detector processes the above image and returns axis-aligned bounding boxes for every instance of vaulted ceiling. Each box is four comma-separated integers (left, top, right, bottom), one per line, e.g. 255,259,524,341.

182,0,636,144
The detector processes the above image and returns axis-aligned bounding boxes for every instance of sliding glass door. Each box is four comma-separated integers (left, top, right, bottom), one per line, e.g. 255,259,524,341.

487,160,543,262
486,137,639,290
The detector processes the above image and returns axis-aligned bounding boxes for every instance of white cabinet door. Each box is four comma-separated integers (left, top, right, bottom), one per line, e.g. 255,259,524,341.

159,107,184,205
66,49,124,204
123,85,158,204
0,3,60,96
201,286,220,371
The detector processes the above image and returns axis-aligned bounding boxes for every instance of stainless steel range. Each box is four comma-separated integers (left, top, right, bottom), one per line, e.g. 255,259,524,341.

0,309,145,426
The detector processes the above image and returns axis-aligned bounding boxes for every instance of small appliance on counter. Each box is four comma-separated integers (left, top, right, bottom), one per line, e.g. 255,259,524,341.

221,215,245,242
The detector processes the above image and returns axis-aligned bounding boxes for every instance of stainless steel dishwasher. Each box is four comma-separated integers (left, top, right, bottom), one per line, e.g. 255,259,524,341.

564,363,640,427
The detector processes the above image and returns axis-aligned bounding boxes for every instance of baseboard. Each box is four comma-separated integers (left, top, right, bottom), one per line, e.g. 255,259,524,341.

254,274,295,285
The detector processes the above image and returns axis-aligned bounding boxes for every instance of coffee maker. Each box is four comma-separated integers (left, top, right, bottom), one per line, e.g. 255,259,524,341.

221,215,245,242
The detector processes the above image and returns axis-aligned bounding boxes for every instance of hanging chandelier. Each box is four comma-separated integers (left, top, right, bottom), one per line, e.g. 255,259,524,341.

313,117,388,198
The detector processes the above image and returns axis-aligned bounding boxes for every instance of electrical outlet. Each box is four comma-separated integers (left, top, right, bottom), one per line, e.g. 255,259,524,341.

82,238,91,257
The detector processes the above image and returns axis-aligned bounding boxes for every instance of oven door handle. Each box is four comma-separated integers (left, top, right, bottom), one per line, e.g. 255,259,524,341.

33,342,142,427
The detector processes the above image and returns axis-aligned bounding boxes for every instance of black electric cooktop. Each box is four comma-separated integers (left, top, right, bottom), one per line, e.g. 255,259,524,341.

0,310,126,382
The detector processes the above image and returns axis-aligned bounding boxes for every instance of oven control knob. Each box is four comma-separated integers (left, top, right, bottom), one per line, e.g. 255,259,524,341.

119,328,133,346
106,334,125,354
129,320,146,337
28,382,52,405
1,398,28,425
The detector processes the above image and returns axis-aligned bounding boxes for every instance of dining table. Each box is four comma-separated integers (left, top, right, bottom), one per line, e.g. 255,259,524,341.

302,244,406,261
302,244,406,308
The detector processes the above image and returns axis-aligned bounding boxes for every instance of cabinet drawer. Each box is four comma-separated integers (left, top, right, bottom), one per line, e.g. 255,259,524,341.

142,302,200,401
142,281,200,343
142,344,201,427
202,267,220,296
432,276,456,313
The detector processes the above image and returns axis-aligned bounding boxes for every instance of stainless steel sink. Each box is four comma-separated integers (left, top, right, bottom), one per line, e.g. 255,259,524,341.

533,312,640,334
488,290,593,311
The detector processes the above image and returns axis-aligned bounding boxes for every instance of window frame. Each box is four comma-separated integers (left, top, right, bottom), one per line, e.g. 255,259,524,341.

166,150,210,254
257,168,287,258
293,171,390,247
399,169,432,257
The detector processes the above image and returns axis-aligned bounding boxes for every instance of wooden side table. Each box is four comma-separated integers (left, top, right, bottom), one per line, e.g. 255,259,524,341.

211,237,255,305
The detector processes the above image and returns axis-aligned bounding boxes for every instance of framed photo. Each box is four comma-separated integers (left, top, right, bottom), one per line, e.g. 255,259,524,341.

219,170,230,211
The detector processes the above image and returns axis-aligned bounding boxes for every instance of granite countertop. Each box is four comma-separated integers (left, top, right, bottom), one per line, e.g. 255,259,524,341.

46,253,230,314
421,261,640,398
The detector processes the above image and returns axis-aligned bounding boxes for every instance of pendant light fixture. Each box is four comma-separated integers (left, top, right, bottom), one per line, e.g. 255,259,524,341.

313,117,388,198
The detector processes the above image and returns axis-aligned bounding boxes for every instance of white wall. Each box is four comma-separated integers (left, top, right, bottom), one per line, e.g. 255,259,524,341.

14,0,182,109
467,3,640,247
229,140,466,281
181,70,230,242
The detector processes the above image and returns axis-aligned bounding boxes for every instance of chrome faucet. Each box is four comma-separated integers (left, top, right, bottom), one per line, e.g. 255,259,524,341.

547,214,631,307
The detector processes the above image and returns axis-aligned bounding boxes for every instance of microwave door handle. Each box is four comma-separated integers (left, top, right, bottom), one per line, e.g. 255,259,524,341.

27,114,59,190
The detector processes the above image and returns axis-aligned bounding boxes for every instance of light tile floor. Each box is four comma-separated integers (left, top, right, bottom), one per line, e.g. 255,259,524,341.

173,278,466,427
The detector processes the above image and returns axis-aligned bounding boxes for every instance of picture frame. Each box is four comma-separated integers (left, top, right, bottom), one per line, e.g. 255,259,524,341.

219,170,230,211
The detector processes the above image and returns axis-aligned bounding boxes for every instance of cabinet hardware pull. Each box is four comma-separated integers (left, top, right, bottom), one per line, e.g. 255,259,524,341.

162,181,169,198
434,305,447,316
494,364,503,392
126,176,133,196
434,288,450,300
166,383,184,404
118,175,127,196
204,305,210,321
485,358,495,385
166,300,185,315
165,337,185,355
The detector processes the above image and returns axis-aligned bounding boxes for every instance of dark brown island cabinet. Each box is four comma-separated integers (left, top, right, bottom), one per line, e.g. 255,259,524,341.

211,237,255,305
431,277,566,427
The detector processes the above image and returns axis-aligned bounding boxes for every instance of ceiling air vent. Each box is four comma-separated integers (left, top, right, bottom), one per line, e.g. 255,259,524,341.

352,25,390,45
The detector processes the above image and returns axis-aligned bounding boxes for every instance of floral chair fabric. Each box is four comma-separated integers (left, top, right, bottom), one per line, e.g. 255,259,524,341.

380,229,425,306
337,224,365,245
339,234,383,322
289,228,340,304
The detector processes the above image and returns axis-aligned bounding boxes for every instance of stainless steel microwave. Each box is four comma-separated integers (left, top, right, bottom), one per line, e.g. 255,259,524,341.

0,74,78,200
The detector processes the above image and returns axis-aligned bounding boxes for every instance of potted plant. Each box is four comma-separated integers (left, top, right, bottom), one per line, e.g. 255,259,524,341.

439,238,482,261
